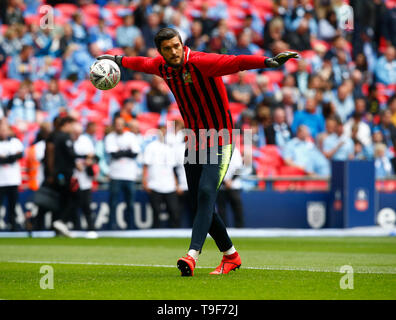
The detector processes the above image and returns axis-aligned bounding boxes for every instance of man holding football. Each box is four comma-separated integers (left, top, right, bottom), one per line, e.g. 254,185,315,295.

97,28,298,276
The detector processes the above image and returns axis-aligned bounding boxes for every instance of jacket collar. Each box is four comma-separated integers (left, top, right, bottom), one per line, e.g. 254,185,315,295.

183,46,191,65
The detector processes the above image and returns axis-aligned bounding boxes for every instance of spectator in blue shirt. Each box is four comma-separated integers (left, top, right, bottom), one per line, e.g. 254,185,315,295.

290,9,318,37
61,43,97,80
265,107,293,149
332,83,355,123
116,15,142,49
6,80,38,125
89,18,114,52
40,78,68,122
70,12,89,46
141,13,164,50
230,30,257,56
322,117,354,161
317,9,338,41
7,44,40,81
1,25,23,57
206,19,236,54
374,143,394,178
374,46,396,85
283,125,329,176
253,74,275,106
291,96,325,139
35,56,57,81
331,49,352,87
228,71,255,108
185,19,208,52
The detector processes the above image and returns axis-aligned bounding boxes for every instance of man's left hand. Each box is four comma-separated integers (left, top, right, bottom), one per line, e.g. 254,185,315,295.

265,51,300,68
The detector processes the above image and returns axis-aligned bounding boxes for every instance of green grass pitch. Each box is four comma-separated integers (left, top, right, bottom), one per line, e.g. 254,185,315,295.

0,236,395,300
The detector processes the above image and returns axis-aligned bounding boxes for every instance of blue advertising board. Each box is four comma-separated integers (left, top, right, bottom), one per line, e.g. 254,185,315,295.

328,161,377,228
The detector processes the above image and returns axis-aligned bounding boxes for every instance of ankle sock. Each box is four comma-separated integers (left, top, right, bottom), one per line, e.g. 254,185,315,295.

223,246,236,256
188,249,199,260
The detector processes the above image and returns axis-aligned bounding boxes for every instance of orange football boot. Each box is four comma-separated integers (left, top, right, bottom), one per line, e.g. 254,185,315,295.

209,251,241,275
177,255,196,276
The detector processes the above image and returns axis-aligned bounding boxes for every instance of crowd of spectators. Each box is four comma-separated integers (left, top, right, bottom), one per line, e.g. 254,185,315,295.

0,0,396,207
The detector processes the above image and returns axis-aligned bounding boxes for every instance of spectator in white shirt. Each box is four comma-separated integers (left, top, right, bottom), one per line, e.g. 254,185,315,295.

344,111,372,147
0,119,23,231
71,122,97,231
171,120,194,227
216,147,244,228
105,116,141,230
142,125,180,228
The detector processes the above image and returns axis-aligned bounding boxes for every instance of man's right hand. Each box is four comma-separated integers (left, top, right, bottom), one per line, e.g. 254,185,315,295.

96,55,123,68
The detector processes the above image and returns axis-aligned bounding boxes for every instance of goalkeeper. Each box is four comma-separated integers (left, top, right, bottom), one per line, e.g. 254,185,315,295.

97,28,298,276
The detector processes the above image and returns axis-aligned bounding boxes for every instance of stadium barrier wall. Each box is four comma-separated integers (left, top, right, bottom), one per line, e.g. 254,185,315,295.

0,189,394,231
0,160,394,230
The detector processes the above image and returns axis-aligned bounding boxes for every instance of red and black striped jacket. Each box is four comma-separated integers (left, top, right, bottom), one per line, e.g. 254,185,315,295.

121,47,269,149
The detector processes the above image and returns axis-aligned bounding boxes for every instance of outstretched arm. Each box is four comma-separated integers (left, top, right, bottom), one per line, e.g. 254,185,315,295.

96,55,161,76
192,51,299,77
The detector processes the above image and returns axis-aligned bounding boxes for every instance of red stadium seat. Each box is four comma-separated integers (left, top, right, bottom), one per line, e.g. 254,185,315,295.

388,84,396,93
258,145,284,168
223,74,238,85
81,4,100,18
262,70,284,85
227,18,243,31
57,79,74,94
51,57,63,72
256,163,279,178
361,82,369,96
1,79,20,99
32,80,48,95
124,80,150,100
273,165,306,191
102,81,125,104
310,39,331,52
228,102,247,121
300,50,316,60
83,15,99,28
54,15,70,25
54,3,79,18
228,7,245,20
136,112,161,134
24,15,41,25
284,59,298,73
242,72,257,84
252,0,274,11
105,48,124,56
378,36,388,54
107,26,118,39
0,24,8,36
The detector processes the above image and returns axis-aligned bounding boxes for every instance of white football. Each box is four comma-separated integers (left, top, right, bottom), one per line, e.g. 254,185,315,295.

89,59,121,90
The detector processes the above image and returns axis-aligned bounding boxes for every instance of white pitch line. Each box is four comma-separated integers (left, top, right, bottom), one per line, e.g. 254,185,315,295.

6,260,396,275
